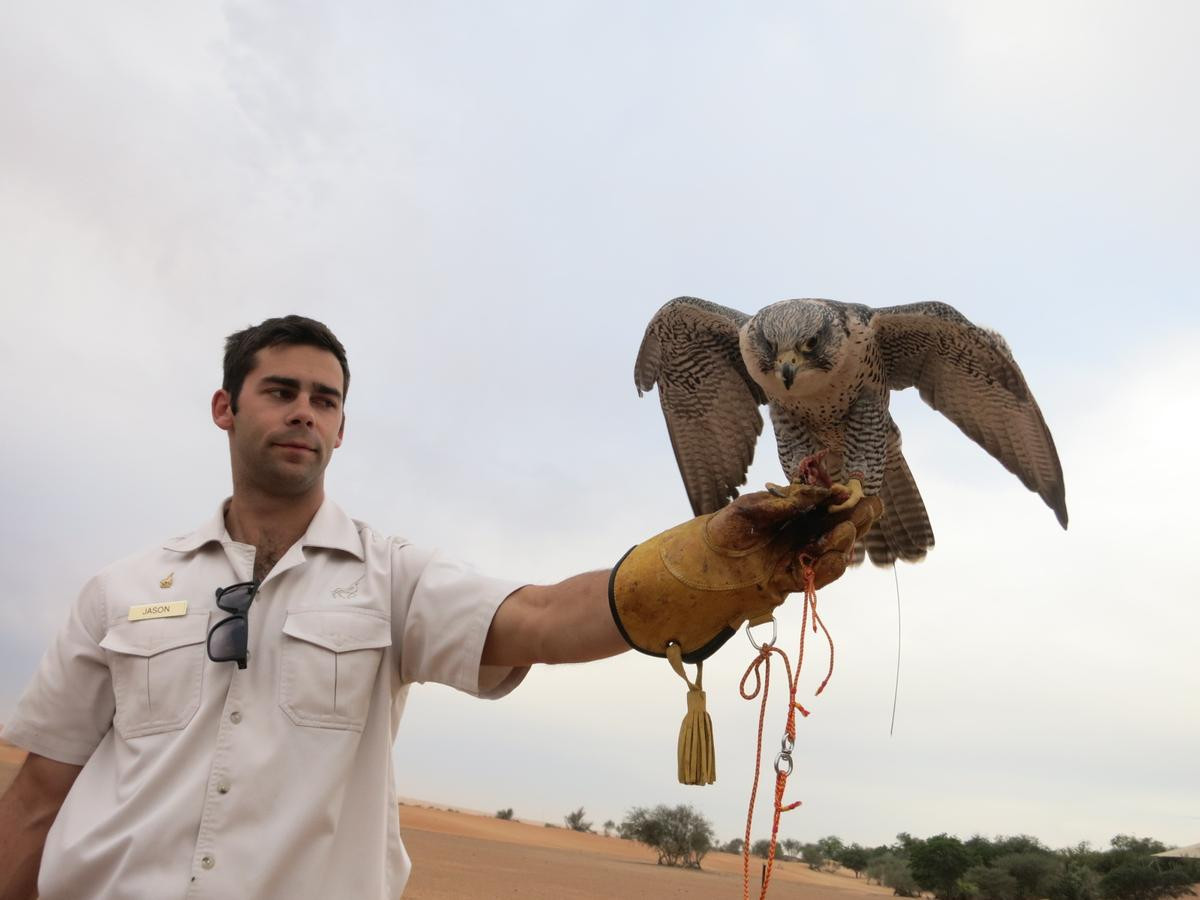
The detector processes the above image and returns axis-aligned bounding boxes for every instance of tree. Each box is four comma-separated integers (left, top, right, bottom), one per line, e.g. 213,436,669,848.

819,835,847,867
841,844,871,879
564,807,593,833
619,805,715,869
781,838,802,858
868,852,920,897
994,851,1058,900
994,836,1048,858
495,808,514,820
1048,863,1101,900
752,838,774,859
801,843,825,870
909,834,973,900
1093,834,1199,900
1098,863,1196,900
722,837,744,855
961,863,1020,900
602,819,616,837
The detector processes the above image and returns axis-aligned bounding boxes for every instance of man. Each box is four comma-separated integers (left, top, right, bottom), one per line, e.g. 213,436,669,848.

0,316,876,899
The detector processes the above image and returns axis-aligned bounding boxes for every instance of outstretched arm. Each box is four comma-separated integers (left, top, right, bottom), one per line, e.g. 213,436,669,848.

481,484,883,669
0,752,81,900
482,570,624,667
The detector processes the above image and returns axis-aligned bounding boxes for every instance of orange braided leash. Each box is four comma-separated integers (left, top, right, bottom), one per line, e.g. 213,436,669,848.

739,562,835,900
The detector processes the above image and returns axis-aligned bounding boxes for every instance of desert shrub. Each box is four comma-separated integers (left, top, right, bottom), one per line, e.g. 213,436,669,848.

495,808,514,820
619,804,714,869
722,838,745,854
564,807,593,833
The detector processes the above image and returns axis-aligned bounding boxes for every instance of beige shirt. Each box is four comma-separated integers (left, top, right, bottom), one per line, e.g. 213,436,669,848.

3,499,526,899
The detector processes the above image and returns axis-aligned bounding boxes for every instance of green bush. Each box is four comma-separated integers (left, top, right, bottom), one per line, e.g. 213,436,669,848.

620,805,715,869
564,807,593,833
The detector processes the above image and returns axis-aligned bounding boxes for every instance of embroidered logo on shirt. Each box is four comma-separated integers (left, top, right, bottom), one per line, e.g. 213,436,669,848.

128,601,188,621
332,574,364,600
160,572,174,589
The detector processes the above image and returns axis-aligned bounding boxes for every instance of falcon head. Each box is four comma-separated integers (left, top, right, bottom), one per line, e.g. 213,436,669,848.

741,300,843,394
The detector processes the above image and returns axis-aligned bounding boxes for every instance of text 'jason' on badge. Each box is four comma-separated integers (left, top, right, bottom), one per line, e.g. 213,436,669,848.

128,601,189,621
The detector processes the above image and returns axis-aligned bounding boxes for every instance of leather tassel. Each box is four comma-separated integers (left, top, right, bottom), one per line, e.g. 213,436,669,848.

667,643,716,785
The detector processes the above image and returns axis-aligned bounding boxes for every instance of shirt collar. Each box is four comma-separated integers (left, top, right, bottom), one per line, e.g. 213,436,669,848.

163,497,365,561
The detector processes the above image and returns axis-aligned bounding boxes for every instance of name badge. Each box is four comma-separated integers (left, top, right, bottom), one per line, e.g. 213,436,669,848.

128,601,189,621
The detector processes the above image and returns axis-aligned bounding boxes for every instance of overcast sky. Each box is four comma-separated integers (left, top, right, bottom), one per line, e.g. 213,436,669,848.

2,1,1198,853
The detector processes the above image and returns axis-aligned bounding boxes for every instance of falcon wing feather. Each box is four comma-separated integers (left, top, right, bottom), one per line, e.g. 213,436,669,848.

872,302,1068,527
635,297,765,516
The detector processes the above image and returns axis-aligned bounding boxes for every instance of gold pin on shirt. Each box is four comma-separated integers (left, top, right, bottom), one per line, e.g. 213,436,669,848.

160,572,174,589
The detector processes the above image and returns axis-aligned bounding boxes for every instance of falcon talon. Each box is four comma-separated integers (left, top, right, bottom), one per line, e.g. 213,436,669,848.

827,479,864,513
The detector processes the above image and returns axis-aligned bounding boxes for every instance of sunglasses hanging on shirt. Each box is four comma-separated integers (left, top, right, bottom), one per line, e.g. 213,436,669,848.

207,580,259,670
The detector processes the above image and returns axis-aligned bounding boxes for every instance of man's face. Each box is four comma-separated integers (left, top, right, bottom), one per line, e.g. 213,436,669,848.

212,343,345,498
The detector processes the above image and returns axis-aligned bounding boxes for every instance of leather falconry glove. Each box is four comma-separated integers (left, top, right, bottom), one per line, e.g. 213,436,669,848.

608,482,882,786
609,482,883,664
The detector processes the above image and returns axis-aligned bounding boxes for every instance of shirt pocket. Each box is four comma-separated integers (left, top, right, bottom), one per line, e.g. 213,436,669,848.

99,611,211,740
279,609,392,732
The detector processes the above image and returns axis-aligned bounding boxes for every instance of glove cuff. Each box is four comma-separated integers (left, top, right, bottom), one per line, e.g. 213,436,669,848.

608,546,740,663
608,514,782,664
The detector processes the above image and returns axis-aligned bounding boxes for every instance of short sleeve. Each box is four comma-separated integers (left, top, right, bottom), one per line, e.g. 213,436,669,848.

390,542,528,699
2,576,115,765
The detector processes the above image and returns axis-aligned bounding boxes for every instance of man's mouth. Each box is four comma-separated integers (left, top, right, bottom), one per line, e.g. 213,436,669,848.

273,441,317,453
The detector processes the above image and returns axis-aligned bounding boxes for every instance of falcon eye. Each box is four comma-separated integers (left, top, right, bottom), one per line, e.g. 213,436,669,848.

801,337,818,353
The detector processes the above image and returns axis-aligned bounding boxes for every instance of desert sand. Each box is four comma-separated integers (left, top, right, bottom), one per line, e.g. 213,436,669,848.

399,803,896,899
0,738,895,899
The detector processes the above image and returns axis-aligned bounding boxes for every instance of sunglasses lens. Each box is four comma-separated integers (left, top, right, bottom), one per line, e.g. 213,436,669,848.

217,583,256,614
208,616,247,662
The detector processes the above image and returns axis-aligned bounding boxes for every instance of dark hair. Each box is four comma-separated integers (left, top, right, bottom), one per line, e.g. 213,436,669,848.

223,315,350,413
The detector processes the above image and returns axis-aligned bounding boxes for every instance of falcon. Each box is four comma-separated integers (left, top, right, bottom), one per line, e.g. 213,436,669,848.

634,297,1067,564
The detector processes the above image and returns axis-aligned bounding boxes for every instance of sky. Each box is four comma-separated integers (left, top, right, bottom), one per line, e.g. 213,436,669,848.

2,0,1198,854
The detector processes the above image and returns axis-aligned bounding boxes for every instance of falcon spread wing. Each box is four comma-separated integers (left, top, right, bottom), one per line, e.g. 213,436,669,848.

872,302,1068,527
635,297,765,516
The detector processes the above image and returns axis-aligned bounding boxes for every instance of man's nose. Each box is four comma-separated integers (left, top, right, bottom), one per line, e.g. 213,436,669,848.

286,397,317,426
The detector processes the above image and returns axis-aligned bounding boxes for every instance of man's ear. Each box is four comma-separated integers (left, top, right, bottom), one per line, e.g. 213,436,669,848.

334,414,345,449
212,389,235,432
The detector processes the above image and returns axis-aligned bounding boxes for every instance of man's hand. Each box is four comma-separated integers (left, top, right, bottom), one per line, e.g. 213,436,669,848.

610,483,883,663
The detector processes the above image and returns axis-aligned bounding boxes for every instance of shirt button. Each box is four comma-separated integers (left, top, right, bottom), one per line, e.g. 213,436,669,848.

230,711,242,724
217,780,231,795
200,855,216,870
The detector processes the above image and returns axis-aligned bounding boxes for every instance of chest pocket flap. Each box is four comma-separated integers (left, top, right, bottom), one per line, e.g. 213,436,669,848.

280,609,391,731
282,609,392,652
101,612,210,657
99,612,210,739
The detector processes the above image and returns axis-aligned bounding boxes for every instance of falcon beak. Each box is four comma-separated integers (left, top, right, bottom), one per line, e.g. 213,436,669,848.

780,362,796,390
